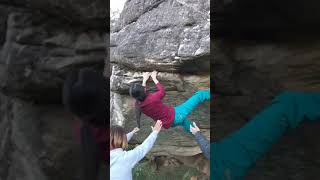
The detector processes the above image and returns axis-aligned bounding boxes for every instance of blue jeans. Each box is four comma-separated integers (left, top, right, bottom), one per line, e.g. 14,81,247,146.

171,90,210,132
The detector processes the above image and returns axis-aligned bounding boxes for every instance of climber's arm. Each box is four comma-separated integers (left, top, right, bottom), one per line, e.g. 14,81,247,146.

151,71,165,99
126,120,162,166
190,122,210,159
135,101,142,128
142,72,150,87
150,71,159,84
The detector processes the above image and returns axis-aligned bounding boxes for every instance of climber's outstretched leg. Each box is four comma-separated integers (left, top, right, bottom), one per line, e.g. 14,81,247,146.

175,90,210,119
212,91,320,180
172,90,210,132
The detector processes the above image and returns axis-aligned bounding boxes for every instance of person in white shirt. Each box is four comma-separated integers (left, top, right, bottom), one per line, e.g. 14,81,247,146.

110,120,162,180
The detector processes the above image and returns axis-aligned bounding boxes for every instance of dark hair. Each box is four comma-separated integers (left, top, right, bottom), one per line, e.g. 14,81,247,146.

129,83,147,102
63,69,108,126
62,69,108,180
129,83,146,128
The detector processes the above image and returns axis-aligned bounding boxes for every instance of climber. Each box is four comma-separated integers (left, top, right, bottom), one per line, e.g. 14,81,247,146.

110,120,162,180
212,91,320,180
129,70,210,132
62,69,108,180
190,122,210,159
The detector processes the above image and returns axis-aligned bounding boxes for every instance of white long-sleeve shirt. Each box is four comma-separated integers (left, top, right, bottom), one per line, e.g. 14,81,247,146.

110,131,158,180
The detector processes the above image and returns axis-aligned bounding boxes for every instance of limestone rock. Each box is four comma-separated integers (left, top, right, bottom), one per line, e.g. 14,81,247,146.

0,0,108,28
0,93,81,180
0,1,106,180
0,10,105,103
111,0,210,73
0,94,11,179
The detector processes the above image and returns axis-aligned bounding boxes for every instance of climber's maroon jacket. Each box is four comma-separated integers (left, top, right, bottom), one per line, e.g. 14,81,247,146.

138,82,175,129
74,120,108,164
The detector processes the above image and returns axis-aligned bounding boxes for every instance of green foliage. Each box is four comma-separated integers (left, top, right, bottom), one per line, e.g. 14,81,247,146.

132,161,208,180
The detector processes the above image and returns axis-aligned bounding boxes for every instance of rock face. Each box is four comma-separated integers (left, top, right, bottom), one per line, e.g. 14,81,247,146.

0,0,108,28
0,1,106,180
111,0,210,72
214,1,320,179
0,93,84,180
0,8,106,103
110,0,210,176
214,0,320,38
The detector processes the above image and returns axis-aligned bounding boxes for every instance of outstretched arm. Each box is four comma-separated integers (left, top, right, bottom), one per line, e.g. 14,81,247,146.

150,71,165,99
127,120,162,167
190,122,210,159
194,132,210,159
127,127,140,142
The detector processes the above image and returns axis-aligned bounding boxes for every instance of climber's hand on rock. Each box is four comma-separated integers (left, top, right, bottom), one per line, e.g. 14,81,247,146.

151,70,159,84
151,70,157,79
190,122,200,135
142,72,151,86
142,72,151,81
132,127,140,134
151,120,162,133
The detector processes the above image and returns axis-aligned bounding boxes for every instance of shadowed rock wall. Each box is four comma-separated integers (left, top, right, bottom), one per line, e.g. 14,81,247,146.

0,1,107,180
213,0,320,179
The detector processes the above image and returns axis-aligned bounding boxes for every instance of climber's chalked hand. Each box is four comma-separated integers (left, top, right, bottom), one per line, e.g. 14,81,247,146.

142,72,151,81
151,70,158,79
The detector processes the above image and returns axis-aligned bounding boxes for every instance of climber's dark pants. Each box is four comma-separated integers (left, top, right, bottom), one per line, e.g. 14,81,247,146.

211,92,320,180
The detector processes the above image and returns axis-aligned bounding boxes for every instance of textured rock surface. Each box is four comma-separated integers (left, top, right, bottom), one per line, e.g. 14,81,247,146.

110,0,210,177
0,9,106,103
0,1,106,180
0,94,82,180
0,94,11,179
213,39,320,179
0,0,108,28
8,101,79,180
111,0,210,72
